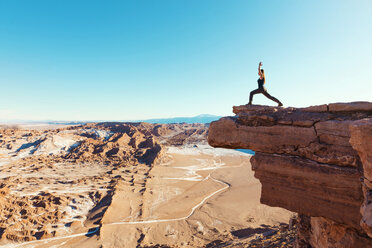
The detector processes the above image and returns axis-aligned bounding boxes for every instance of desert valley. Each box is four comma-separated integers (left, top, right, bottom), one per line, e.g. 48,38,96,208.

0,121,293,248
2,1,371,247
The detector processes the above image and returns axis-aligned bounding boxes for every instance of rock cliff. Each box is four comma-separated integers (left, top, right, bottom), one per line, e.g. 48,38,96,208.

208,102,372,247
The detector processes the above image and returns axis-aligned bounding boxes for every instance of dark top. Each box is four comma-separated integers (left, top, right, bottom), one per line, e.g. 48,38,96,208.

257,77,265,89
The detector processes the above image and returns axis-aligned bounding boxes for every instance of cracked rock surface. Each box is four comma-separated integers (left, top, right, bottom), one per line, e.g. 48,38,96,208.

208,101,372,248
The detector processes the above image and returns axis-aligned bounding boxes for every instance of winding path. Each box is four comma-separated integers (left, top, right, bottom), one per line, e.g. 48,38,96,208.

3,158,246,248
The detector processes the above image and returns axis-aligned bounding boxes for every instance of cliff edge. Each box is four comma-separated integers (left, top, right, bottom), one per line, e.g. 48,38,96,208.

208,102,372,248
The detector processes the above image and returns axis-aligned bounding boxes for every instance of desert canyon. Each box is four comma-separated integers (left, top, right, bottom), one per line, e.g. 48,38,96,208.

1,101,371,248
0,122,293,248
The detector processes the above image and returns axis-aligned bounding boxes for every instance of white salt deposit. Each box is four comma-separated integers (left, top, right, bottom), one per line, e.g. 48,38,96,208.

81,128,113,140
167,144,252,156
33,135,80,156
61,196,95,224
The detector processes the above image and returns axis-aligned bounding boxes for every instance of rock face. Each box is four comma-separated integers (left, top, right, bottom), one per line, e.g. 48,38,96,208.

350,118,372,239
208,102,372,247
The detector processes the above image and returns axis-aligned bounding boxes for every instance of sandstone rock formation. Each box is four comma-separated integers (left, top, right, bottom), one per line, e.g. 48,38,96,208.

0,122,208,243
208,101,372,247
350,118,372,239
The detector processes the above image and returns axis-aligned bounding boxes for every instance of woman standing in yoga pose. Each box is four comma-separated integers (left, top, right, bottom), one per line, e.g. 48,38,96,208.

248,62,283,107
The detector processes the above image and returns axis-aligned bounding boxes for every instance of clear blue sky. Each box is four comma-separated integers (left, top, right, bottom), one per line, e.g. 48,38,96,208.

1,0,371,121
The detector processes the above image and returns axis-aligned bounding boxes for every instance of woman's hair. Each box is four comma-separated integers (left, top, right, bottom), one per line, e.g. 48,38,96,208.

261,69,264,73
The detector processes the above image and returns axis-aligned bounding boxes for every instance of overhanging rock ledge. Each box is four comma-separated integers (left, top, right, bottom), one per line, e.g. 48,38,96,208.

208,102,372,248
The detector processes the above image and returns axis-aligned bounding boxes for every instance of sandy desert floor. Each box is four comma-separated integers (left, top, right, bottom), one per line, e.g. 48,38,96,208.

0,123,294,248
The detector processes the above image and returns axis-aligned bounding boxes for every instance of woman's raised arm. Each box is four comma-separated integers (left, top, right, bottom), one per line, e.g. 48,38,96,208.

258,62,263,76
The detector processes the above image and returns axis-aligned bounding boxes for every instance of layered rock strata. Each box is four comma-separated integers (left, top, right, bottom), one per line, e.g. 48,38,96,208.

208,102,372,247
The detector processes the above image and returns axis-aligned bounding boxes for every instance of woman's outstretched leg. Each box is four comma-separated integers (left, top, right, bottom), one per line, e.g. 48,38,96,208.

248,88,262,104
262,91,283,106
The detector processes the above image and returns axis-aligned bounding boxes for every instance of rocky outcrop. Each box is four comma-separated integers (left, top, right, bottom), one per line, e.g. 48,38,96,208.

208,102,372,247
350,118,372,238
0,122,209,243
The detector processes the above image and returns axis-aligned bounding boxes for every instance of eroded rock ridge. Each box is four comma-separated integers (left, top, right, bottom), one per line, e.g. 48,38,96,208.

0,122,208,243
208,102,372,247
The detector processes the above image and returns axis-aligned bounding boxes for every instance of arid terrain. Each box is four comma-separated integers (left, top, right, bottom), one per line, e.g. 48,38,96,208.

0,122,293,248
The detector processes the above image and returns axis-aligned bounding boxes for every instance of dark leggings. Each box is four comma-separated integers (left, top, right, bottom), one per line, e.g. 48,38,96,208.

249,88,282,105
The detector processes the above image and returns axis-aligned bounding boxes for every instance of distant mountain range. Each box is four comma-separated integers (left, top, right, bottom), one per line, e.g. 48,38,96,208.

140,114,222,124
0,114,222,125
